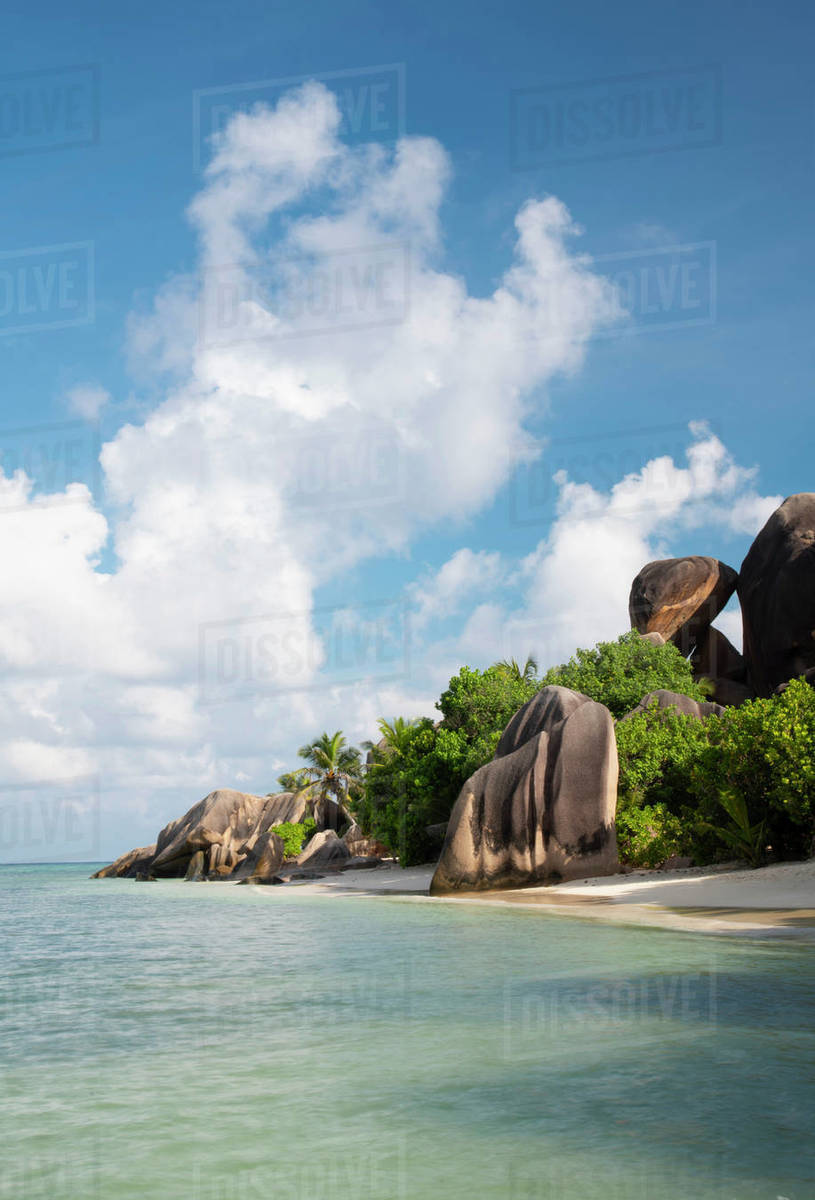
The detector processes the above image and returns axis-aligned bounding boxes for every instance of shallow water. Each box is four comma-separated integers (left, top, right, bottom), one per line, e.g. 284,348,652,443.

1,863,814,1199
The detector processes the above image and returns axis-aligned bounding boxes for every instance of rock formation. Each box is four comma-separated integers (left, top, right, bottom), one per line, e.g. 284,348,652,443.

738,493,815,697
150,789,305,878
627,494,815,704
343,824,389,858
618,689,725,723
93,784,387,883
95,789,303,880
92,844,156,879
295,829,351,869
629,556,738,651
232,830,285,884
430,687,618,894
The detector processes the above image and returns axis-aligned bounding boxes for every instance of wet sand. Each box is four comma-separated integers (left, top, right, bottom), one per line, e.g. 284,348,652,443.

288,859,815,939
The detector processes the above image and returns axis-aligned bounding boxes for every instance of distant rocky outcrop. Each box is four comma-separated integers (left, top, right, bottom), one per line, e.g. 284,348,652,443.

628,494,815,705
93,782,388,883
738,493,815,697
430,686,618,894
92,844,156,879
150,789,305,878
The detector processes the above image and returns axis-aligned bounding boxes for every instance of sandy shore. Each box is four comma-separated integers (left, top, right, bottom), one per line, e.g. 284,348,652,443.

289,859,815,938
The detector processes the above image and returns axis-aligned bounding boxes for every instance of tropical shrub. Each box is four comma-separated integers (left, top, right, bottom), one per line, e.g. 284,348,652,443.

357,664,540,866
615,804,687,868
271,818,316,858
614,702,714,865
540,630,706,719
690,678,815,862
616,703,713,812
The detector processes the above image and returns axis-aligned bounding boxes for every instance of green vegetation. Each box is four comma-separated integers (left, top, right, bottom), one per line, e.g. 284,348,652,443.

615,678,815,867
355,664,540,866
692,679,815,864
540,630,706,719
281,637,815,872
271,818,316,858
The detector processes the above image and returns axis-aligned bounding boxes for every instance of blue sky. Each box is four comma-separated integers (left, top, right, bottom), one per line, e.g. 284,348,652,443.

0,0,812,859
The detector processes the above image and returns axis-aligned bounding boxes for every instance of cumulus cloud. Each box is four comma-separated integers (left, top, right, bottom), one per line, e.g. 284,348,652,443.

414,426,780,674
0,83,629,852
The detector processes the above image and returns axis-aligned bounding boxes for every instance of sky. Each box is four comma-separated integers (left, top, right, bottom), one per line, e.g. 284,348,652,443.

0,0,812,860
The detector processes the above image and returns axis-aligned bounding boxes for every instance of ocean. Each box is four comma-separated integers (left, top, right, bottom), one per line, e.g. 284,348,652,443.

1,862,813,1198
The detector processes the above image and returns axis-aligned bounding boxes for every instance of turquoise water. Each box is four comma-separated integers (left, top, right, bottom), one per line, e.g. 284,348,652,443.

1,864,814,1199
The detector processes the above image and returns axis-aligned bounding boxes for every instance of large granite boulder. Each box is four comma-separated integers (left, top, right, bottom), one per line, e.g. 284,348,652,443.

92,844,156,879
230,830,285,883
184,850,207,881
495,685,591,758
342,824,390,858
295,829,352,869
738,494,815,696
629,556,738,652
690,626,754,707
618,689,725,722
430,689,618,894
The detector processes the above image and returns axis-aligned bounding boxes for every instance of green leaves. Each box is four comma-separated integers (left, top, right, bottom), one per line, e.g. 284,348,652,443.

698,790,767,868
692,678,815,860
540,630,706,719
270,818,317,858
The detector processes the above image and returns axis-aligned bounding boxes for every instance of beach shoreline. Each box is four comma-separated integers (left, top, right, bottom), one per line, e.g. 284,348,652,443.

283,858,815,939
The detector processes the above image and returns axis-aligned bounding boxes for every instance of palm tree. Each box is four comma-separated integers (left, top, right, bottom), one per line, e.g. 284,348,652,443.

377,716,422,755
494,654,539,683
275,768,311,794
293,731,364,831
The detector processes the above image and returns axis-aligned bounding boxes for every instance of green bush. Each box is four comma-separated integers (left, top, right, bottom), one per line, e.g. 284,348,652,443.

541,630,706,719
355,720,465,866
616,703,713,812
616,804,687,868
690,678,815,863
271,818,316,858
615,702,714,865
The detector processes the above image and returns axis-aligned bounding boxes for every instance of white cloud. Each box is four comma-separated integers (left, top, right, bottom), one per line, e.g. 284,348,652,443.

409,549,503,631
0,85,786,860
64,384,110,421
0,83,628,852
413,427,779,674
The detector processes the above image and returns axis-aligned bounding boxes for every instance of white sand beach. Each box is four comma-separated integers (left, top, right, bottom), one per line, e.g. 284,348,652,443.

289,859,815,937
